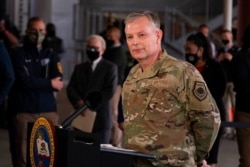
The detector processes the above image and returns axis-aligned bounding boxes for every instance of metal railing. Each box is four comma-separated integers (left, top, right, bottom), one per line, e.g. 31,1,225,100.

73,0,238,59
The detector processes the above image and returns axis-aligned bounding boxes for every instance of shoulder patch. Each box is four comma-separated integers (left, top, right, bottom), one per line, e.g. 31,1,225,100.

57,62,63,74
192,81,207,101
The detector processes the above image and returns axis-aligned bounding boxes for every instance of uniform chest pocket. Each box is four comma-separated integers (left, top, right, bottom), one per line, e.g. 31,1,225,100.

146,89,184,123
148,89,180,112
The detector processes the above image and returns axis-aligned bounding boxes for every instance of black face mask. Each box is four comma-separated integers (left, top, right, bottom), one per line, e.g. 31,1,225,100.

47,30,55,37
106,39,114,48
86,48,99,61
185,53,199,66
222,39,229,45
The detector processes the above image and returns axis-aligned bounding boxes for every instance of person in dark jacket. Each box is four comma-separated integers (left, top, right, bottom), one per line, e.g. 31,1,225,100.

67,34,117,144
231,25,250,167
185,32,227,167
42,22,64,58
7,17,63,167
0,14,19,51
0,40,14,104
0,14,19,129
103,27,127,147
216,30,238,138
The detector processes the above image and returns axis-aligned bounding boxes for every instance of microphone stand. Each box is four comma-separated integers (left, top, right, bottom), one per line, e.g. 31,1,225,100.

59,90,102,129
60,102,90,129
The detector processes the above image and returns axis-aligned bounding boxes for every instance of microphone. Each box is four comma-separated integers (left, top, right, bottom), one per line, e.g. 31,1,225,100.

60,91,102,129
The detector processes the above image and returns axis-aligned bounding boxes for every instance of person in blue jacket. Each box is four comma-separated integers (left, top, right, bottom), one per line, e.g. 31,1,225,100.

7,17,63,167
0,40,14,104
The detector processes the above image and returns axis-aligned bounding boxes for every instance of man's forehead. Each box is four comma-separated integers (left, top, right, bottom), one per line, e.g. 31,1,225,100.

29,21,45,29
125,18,155,32
87,39,101,47
222,32,232,37
125,26,154,35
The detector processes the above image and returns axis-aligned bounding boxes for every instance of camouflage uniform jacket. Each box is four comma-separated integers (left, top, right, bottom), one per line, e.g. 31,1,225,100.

122,50,221,167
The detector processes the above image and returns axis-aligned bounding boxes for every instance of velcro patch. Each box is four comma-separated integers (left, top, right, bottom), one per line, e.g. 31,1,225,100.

192,81,207,101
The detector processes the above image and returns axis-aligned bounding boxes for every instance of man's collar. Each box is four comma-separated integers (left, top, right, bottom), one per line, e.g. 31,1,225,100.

92,55,102,64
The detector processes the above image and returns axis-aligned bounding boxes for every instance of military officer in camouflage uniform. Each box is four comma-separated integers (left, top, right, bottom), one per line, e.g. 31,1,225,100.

122,10,220,167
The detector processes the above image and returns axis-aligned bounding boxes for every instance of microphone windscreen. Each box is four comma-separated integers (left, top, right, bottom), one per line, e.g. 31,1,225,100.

85,91,102,110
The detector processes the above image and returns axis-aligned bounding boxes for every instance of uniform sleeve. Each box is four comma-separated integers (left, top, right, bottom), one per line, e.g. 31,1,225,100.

48,51,63,79
185,66,221,162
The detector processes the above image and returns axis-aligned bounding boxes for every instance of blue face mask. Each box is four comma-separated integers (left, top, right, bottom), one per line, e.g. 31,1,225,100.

86,48,99,61
185,53,199,66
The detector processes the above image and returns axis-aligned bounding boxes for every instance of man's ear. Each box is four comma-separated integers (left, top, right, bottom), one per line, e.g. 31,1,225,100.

100,48,105,56
156,29,163,43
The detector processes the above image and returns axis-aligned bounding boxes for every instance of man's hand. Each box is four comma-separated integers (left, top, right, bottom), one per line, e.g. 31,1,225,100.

224,52,233,61
51,77,63,91
201,160,211,167
119,122,124,131
0,19,19,47
0,20,5,40
77,100,92,116
81,108,92,116
216,52,225,62
0,19,5,32
77,99,84,108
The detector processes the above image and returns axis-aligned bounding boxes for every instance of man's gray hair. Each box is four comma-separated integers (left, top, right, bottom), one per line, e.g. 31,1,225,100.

124,10,161,29
87,34,106,49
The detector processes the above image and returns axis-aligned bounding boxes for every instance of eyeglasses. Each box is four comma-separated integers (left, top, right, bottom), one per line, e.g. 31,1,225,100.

86,46,101,52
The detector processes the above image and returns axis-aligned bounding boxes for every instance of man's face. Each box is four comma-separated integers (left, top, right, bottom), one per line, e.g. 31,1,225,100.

26,20,46,36
199,27,209,37
107,30,116,41
87,38,104,56
221,32,232,43
26,20,46,45
125,16,162,62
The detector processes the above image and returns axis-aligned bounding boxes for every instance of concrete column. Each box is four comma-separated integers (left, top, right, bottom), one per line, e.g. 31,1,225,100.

237,0,250,47
30,0,52,22
223,0,232,31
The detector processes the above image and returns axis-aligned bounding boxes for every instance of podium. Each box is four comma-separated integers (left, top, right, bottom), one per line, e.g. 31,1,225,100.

27,118,156,167
56,128,156,167
56,128,100,167
101,145,156,167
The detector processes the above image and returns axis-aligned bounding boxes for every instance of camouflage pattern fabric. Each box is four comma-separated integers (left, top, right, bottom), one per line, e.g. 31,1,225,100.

122,50,221,167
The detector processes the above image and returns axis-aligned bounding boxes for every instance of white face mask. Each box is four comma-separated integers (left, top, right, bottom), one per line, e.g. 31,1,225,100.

27,31,45,45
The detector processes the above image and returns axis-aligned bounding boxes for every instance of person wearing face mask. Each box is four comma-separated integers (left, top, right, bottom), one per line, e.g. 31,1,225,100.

0,14,20,132
67,34,118,144
216,29,238,139
230,25,250,167
198,24,217,59
7,17,64,167
42,23,64,58
103,27,127,147
185,32,227,167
